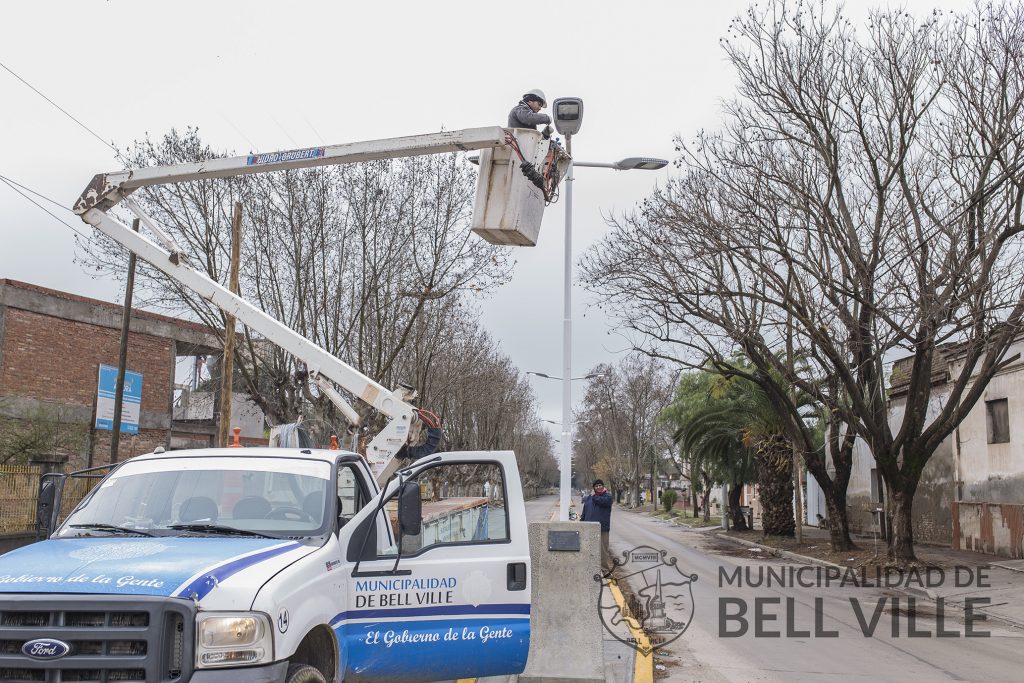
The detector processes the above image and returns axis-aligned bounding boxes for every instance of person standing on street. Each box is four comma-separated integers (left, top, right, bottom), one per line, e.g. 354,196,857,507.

581,479,613,575
508,89,551,130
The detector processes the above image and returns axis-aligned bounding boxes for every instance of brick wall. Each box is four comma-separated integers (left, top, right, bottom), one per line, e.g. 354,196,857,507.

1,308,172,409
0,308,174,466
90,429,170,467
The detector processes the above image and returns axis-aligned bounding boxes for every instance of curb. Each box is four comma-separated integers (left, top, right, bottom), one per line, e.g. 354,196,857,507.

896,585,1024,632
606,577,653,683
712,533,1024,632
714,533,846,570
671,519,722,532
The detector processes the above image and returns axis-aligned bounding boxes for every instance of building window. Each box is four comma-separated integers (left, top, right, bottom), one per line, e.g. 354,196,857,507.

986,398,1010,444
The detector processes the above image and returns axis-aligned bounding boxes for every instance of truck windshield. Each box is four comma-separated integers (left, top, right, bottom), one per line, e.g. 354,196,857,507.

56,457,332,539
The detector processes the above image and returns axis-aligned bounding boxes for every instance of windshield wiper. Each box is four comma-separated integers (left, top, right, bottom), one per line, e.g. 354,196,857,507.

69,523,154,537
166,523,273,538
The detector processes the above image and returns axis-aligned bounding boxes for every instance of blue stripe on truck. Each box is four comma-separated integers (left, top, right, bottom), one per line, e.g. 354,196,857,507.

331,602,530,624
174,541,302,600
337,616,530,681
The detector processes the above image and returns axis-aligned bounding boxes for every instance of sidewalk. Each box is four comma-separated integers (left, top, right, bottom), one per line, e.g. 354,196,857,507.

715,524,1024,631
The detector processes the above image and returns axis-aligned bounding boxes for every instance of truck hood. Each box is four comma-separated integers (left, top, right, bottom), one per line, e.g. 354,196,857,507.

0,537,315,605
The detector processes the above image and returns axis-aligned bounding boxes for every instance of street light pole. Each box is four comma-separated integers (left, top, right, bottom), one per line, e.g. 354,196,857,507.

505,111,665,522
550,145,667,522
560,133,574,521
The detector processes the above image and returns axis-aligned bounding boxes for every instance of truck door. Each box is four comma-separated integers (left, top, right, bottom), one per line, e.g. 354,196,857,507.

335,450,530,683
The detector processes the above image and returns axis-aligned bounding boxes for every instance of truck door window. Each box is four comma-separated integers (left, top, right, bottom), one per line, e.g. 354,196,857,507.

395,461,508,556
337,465,366,527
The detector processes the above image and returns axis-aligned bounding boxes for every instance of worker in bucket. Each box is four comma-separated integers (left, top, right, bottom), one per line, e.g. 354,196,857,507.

508,89,552,130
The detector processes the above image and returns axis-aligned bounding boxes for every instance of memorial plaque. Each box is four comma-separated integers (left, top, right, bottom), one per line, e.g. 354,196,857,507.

547,530,581,552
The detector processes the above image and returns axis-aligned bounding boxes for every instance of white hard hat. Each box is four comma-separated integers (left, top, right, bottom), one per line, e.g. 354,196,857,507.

523,89,547,107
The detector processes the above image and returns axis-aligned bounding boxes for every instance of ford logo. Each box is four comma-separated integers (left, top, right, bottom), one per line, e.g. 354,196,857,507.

21,638,71,660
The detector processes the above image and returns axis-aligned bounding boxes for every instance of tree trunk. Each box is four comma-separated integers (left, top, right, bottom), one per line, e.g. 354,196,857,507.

804,454,857,552
632,458,642,508
887,487,918,566
757,435,795,537
823,492,856,551
728,482,748,531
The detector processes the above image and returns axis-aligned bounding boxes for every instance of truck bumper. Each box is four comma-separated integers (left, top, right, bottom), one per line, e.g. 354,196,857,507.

189,661,289,682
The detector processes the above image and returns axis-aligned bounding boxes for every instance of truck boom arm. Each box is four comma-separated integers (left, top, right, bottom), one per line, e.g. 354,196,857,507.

76,127,510,481
74,127,506,214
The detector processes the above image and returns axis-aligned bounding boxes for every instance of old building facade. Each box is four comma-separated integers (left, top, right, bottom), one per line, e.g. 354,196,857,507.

0,279,262,469
846,339,1024,557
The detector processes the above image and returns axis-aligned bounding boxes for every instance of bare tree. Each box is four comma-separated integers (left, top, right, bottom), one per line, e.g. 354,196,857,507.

384,302,558,489
583,1,1024,564
0,400,89,466
576,355,674,505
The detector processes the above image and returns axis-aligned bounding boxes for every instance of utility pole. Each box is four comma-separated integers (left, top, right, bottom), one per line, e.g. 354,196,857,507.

110,218,139,463
786,306,804,543
649,445,657,509
218,202,242,448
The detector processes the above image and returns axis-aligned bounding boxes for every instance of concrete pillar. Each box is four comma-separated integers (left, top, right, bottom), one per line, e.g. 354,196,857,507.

520,521,605,683
30,454,67,475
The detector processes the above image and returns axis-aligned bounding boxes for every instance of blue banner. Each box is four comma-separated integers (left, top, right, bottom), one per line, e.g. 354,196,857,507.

95,364,142,433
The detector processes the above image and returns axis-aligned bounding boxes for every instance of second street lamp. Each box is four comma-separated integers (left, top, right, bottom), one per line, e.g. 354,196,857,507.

527,371,606,381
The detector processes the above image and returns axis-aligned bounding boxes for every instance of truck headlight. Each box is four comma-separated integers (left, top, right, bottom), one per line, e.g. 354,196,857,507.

196,613,273,668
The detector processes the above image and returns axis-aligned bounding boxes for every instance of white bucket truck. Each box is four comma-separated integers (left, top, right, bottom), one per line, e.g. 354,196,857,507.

0,127,569,682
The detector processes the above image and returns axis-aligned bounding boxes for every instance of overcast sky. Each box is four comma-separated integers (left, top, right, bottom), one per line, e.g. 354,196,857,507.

0,0,976,437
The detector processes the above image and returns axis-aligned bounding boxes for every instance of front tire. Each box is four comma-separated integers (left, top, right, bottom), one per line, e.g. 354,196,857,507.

286,663,327,683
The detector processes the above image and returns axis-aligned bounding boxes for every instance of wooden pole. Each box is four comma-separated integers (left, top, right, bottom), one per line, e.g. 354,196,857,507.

786,305,804,543
218,202,242,447
111,218,140,463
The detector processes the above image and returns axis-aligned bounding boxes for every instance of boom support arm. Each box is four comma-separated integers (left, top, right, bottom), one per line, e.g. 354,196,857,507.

76,127,511,481
83,207,415,471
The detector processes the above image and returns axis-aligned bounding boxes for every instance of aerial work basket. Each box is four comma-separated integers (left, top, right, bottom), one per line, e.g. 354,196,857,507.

471,129,571,247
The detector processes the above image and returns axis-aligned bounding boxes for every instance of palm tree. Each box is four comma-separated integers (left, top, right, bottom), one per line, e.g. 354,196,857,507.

663,366,796,536
676,405,756,529
662,370,756,529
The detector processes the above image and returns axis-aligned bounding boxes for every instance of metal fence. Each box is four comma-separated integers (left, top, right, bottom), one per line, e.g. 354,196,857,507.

0,464,98,535
0,464,40,534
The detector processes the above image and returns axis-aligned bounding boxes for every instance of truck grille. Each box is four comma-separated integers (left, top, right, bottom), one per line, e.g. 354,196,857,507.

0,595,194,683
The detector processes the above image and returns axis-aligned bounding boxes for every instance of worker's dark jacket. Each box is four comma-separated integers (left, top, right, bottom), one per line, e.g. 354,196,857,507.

581,491,612,531
507,101,552,129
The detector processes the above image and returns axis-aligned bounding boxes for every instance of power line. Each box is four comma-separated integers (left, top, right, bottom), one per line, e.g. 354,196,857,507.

0,173,91,241
0,173,71,212
0,59,124,161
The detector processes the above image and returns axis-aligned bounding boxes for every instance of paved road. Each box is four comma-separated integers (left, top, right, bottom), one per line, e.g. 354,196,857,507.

525,494,559,522
609,508,1024,682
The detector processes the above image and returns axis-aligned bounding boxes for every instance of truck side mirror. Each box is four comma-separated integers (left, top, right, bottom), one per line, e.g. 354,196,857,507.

397,480,422,537
36,479,57,538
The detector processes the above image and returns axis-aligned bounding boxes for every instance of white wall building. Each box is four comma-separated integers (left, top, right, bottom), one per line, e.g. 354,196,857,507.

846,338,1024,556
